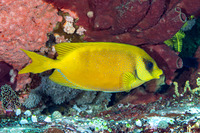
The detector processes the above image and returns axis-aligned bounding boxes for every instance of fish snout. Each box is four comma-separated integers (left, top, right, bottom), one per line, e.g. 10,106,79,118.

154,69,163,79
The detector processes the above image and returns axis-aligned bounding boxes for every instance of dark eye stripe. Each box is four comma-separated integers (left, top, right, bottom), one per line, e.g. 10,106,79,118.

143,58,153,71
146,61,153,70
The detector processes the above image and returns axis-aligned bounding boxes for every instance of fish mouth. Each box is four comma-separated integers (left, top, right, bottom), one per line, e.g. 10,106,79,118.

154,69,163,79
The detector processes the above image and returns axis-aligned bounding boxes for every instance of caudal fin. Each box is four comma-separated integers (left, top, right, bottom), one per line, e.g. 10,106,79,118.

18,49,55,74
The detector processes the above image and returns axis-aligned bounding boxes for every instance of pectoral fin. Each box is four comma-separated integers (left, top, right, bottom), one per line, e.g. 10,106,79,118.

122,72,136,91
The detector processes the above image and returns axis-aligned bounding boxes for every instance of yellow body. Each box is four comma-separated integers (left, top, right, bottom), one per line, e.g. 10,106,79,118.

19,42,163,92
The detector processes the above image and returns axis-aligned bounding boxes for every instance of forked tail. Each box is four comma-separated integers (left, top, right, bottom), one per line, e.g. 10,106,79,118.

18,49,55,74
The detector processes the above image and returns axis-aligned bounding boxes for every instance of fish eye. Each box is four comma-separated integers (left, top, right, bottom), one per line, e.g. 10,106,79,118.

142,58,154,72
146,61,153,71
146,61,153,70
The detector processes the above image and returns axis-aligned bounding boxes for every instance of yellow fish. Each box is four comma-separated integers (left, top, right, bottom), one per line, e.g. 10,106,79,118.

19,42,163,92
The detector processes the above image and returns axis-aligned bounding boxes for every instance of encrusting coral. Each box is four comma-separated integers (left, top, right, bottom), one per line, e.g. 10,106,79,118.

0,0,61,90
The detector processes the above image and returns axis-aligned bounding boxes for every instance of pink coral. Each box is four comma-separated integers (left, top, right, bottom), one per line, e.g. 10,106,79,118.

0,0,61,90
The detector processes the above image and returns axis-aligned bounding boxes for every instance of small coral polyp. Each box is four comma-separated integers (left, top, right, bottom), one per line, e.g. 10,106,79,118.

63,16,76,34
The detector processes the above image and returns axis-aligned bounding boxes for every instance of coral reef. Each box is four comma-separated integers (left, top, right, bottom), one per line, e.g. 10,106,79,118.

0,1,200,132
0,0,61,90
1,0,200,132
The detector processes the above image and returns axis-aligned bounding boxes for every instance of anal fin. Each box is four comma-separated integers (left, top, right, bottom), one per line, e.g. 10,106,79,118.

49,69,78,88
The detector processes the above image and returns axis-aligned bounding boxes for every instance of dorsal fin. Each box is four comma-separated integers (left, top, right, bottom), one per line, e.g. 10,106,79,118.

55,42,85,59
54,42,118,59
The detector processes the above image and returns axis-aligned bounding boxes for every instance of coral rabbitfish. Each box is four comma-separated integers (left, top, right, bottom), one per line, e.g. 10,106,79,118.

19,42,163,92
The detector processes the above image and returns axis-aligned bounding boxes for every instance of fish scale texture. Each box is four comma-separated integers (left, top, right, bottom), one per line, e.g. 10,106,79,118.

0,0,60,90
